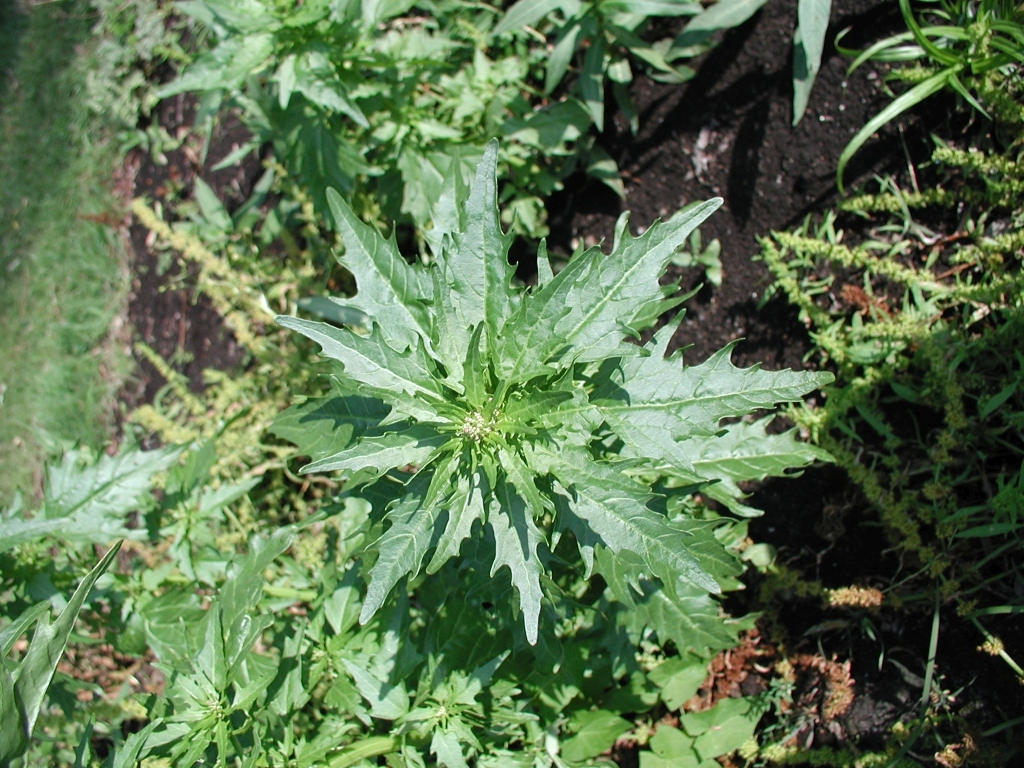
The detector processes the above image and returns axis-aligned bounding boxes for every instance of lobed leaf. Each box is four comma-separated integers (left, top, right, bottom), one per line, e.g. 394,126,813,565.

497,200,721,381
301,425,448,478
0,445,182,553
276,316,444,423
269,381,392,463
279,143,833,644
427,471,487,573
441,142,516,356
155,34,275,98
678,417,833,514
527,444,719,593
360,490,445,624
596,548,739,655
594,320,833,451
488,481,545,645
542,200,721,365
324,188,432,351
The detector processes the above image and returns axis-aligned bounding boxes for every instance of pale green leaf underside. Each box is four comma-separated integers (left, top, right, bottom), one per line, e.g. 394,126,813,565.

679,418,833,512
301,426,447,477
324,188,432,352
0,445,182,553
277,141,833,643
488,481,545,645
427,471,486,573
527,444,719,594
276,316,443,422
269,381,391,463
360,492,444,624
595,320,832,448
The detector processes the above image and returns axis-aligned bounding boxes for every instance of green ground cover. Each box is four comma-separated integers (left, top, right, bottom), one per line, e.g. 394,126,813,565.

0,0,133,506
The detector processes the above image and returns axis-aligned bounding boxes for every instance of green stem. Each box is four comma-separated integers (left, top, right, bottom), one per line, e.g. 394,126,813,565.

982,714,1024,738
263,585,318,602
971,617,1024,678
328,736,397,768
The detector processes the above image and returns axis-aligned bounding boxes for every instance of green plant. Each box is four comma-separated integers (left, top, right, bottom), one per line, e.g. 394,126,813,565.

277,141,832,644
0,443,181,554
0,0,139,507
83,0,188,143
0,436,784,767
758,124,1024,753
670,226,723,287
640,697,765,768
155,0,611,238
493,0,702,134
680,0,838,125
836,0,1024,188
495,0,836,126
3,134,838,764
760,209,1024,575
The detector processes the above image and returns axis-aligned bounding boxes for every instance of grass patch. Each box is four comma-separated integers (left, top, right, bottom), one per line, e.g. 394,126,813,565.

0,0,133,506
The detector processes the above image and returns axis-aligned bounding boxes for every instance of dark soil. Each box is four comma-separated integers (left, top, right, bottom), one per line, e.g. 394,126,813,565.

746,461,1024,754
547,0,939,371
121,94,260,407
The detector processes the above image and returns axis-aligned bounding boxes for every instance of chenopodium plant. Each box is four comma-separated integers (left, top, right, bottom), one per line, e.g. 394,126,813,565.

277,141,832,644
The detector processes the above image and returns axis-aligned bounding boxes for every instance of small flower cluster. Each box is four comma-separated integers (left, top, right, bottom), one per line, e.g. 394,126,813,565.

824,586,883,609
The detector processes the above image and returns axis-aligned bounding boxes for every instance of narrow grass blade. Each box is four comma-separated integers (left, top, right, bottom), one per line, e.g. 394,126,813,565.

946,72,990,117
837,68,951,190
919,596,939,716
898,0,959,67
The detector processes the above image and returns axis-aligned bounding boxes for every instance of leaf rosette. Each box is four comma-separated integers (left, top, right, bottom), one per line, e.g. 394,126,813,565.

274,141,832,643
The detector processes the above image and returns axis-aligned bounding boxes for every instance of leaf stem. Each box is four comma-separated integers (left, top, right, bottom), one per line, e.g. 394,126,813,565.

971,616,1024,678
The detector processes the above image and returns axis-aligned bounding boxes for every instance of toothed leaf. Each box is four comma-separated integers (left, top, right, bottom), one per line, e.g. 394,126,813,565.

278,141,833,644
360,488,445,625
277,316,444,422
324,187,432,351
526,443,720,594
596,548,741,656
674,417,834,515
594,320,833,451
488,481,545,645
427,471,486,573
